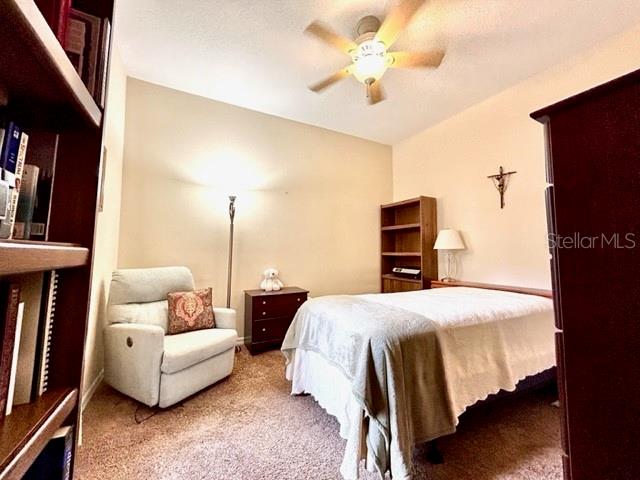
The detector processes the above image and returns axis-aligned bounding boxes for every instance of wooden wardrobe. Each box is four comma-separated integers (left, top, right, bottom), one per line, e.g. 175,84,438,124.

531,69,640,480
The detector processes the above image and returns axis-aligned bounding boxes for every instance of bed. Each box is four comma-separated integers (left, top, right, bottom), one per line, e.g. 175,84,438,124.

281,285,555,480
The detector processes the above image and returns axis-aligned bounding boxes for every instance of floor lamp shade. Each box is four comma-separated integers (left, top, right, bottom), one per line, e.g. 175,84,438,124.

433,229,465,281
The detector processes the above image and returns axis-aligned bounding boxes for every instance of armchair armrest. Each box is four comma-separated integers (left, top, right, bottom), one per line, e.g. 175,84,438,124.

213,307,237,330
104,323,165,407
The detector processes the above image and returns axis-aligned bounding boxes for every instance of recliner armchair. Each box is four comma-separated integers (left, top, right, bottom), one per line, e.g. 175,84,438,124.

104,266,237,408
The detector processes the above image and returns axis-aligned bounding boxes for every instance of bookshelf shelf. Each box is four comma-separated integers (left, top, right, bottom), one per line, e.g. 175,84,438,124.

381,223,421,231
381,252,422,257
381,274,422,284
0,0,102,127
0,388,77,480
0,241,89,275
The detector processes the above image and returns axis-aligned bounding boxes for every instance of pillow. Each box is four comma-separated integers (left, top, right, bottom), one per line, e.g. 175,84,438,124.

167,287,215,335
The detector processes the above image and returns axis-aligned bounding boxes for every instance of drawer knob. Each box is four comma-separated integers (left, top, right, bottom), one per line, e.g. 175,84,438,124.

262,300,266,305
262,311,266,316
262,328,266,332
297,297,301,302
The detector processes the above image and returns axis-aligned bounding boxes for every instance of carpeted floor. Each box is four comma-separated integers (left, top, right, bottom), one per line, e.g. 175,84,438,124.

76,348,562,480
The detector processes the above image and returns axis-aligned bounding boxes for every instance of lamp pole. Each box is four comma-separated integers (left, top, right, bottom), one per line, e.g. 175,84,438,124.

226,195,236,308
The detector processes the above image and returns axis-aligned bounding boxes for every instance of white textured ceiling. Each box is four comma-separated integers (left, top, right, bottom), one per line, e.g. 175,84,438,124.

115,0,640,144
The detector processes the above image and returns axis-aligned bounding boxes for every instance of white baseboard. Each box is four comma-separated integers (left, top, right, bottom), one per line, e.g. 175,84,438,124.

236,336,247,346
82,369,104,412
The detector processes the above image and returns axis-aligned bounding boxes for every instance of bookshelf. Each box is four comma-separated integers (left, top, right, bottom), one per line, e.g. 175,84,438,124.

0,0,114,478
380,196,438,293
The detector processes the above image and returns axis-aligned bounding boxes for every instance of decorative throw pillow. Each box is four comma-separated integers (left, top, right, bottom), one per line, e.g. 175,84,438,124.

167,287,215,335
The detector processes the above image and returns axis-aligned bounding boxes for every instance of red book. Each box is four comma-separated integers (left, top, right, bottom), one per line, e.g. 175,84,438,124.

34,0,71,47
0,283,20,420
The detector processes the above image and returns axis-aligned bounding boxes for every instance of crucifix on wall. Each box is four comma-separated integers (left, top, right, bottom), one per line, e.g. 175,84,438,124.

487,166,517,209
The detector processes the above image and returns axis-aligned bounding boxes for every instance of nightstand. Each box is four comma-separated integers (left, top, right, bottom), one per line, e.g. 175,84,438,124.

244,287,308,355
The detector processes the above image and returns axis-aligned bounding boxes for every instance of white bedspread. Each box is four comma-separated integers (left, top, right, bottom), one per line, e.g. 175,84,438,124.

284,287,555,479
361,287,556,417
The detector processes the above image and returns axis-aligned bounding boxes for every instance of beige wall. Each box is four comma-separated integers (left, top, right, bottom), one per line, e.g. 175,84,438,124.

81,48,127,407
393,25,640,289
118,79,392,337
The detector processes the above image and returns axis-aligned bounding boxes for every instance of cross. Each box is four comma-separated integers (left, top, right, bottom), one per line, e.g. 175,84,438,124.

487,166,517,209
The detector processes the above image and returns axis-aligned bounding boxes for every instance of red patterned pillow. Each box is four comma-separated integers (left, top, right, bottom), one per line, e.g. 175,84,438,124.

167,288,215,335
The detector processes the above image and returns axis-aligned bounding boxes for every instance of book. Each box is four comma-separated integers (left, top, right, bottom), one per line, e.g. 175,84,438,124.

0,125,5,166
30,169,53,240
0,121,21,188
0,109,13,225
5,302,24,416
96,18,111,107
0,132,29,239
0,283,20,421
69,9,102,96
0,126,6,222
0,189,18,239
32,271,58,397
23,425,74,480
0,179,9,222
65,18,86,77
13,164,40,239
14,273,45,405
35,0,71,46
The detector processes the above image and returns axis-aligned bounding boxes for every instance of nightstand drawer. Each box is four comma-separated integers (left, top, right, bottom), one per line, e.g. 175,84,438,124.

252,316,292,342
252,293,307,319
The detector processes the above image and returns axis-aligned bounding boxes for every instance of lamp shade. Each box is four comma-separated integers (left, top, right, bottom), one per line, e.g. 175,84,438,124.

433,229,465,250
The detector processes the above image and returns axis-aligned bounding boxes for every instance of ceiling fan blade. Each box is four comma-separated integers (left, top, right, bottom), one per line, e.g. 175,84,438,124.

309,65,353,93
305,21,357,54
376,0,426,49
367,80,385,105
389,50,445,69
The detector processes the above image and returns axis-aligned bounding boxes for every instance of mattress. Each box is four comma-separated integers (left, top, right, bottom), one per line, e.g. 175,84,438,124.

283,286,555,479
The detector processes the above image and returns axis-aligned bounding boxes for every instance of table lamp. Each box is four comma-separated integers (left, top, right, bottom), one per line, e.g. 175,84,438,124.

433,229,465,282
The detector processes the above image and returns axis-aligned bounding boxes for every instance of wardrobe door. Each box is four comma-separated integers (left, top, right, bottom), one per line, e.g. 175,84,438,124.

542,75,640,480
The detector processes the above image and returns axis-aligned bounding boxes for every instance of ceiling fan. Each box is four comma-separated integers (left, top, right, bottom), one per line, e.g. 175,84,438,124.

305,0,444,105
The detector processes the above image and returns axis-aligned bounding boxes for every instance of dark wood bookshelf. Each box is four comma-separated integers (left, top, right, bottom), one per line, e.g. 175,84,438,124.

0,388,77,479
0,241,89,275
0,0,102,127
380,196,438,292
0,0,114,477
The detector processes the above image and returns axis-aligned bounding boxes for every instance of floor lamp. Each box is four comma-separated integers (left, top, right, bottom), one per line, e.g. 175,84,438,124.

226,195,236,308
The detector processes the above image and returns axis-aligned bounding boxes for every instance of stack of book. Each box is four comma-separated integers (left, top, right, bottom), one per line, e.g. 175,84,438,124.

35,0,111,107
0,271,59,420
0,112,52,241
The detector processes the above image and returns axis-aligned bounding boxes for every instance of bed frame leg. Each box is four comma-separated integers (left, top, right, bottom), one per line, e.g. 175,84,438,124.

426,440,444,464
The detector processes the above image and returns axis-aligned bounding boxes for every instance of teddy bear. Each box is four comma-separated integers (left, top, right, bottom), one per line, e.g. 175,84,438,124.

260,268,284,292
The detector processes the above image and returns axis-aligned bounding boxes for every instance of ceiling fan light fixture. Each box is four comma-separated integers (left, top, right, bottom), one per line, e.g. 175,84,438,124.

305,0,437,104
351,40,389,84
